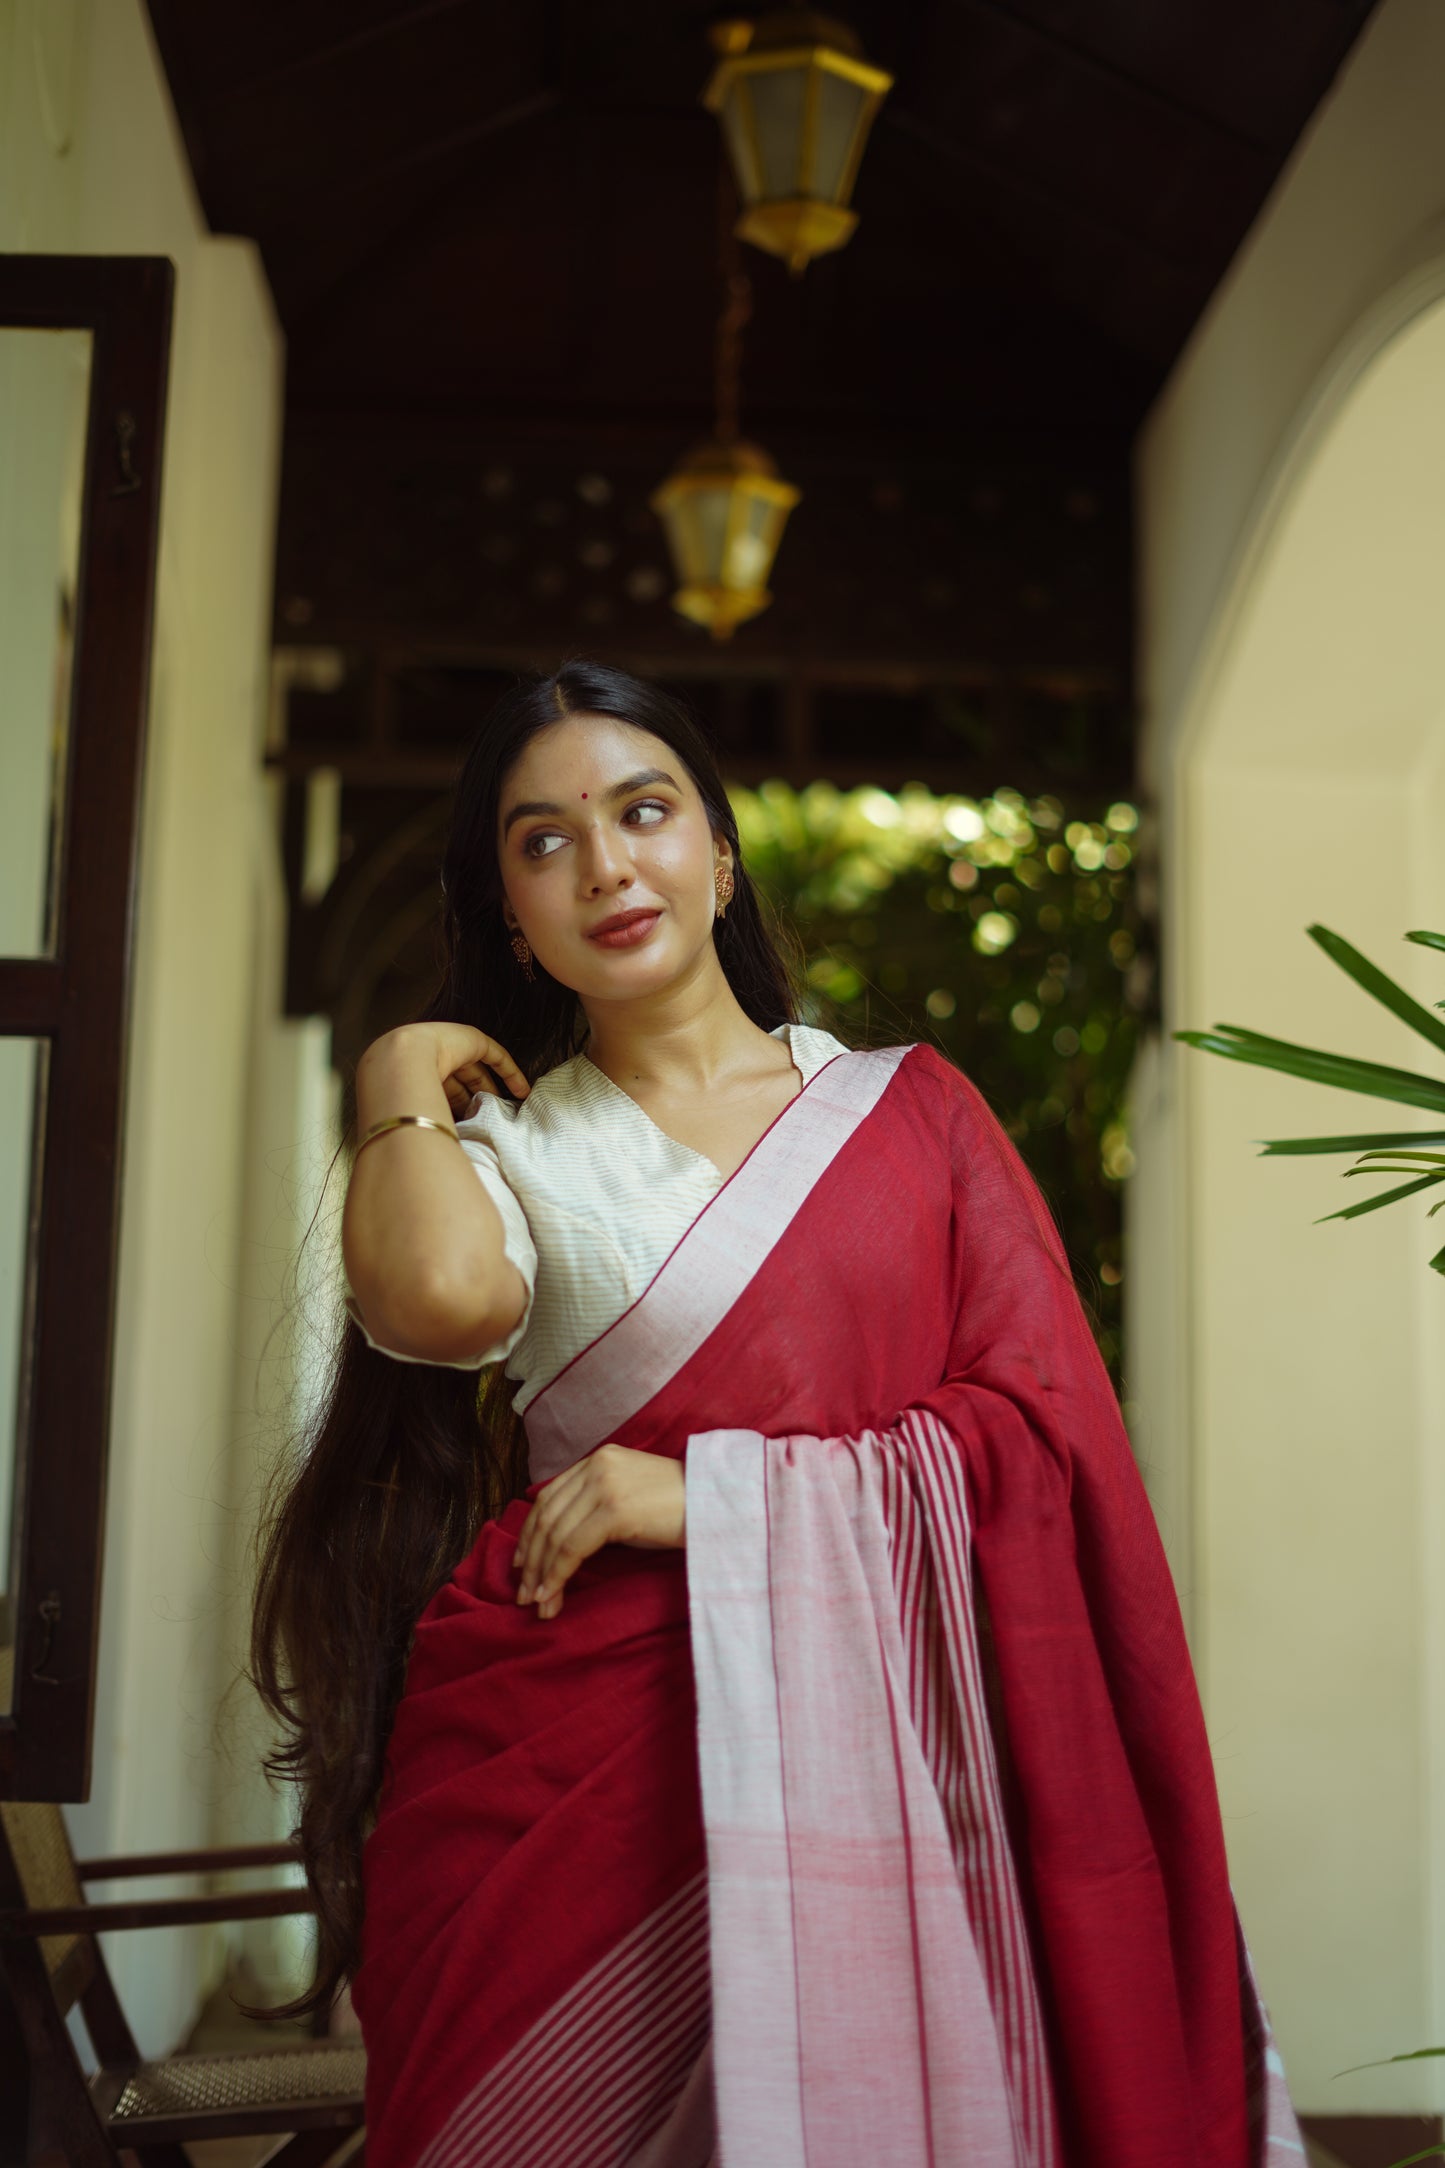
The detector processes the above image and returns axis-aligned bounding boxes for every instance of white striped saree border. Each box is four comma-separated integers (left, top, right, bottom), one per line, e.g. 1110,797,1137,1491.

686,1415,1060,2168
522,1044,913,1480
894,1410,1061,2168
414,1875,714,2168
1237,1925,1308,2162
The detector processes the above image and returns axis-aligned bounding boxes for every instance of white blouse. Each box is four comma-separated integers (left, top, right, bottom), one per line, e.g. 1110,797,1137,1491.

352,1023,848,1414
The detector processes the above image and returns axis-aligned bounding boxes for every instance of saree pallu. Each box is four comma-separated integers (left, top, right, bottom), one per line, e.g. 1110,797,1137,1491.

352,1043,1303,2168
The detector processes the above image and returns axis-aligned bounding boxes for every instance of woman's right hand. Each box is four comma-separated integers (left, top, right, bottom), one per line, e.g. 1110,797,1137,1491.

359,1023,531,1118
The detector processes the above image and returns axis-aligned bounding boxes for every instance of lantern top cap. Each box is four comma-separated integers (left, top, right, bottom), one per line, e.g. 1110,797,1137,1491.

650,436,801,514
669,436,781,480
707,10,866,60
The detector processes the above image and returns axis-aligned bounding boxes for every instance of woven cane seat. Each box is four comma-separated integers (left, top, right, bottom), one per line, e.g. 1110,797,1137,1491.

110,2041,366,2121
0,1800,84,1978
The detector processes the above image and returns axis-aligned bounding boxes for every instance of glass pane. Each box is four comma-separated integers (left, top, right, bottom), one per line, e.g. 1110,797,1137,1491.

812,68,866,202
0,1037,47,1717
725,491,777,589
0,327,92,958
674,487,732,587
747,64,807,200
720,82,763,205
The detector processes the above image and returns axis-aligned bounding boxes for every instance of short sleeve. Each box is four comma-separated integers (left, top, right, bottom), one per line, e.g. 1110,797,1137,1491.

345,1131,538,1372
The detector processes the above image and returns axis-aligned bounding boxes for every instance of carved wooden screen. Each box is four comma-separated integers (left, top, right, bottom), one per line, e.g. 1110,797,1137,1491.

0,256,172,1798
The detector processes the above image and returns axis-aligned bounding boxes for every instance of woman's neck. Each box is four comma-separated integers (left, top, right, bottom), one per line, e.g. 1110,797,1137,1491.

581,968,782,1097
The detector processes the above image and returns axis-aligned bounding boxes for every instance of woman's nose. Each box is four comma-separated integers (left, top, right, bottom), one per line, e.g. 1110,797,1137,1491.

579,824,633,893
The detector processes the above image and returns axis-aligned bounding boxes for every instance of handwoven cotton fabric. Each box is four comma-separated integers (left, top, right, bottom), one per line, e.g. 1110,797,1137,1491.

352,1041,1303,2168
347,1021,845,1401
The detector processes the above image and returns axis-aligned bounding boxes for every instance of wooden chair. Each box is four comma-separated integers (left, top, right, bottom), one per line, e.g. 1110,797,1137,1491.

0,1799,365,2167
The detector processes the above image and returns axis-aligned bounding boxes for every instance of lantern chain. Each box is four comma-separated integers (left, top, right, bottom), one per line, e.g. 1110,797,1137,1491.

714,174,752,447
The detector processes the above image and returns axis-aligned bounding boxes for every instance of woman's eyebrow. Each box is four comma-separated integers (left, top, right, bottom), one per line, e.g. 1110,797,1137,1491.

605,766,679,801
502,769,680,838
500,793,563,832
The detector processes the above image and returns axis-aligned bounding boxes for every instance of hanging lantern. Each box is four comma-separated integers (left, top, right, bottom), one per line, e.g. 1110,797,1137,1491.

653,234,800,642
651,438,800,640
704,11,893,275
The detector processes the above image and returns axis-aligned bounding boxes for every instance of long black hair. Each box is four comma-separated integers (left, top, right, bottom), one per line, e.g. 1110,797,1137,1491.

250,662,804,2017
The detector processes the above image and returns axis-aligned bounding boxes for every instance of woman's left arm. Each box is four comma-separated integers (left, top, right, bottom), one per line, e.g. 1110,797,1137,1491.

512,1446,685,1619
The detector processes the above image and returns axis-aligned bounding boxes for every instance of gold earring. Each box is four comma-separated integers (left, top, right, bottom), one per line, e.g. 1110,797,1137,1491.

714,865,734,920
510,930,536,982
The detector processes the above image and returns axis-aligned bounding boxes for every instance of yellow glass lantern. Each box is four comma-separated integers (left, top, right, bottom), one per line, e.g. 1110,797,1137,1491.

704,11,893,274
650,438,800,640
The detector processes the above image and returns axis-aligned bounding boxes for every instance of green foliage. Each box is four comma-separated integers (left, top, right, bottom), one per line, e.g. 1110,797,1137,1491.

729,778,1147,1380
1175,925,1445,1277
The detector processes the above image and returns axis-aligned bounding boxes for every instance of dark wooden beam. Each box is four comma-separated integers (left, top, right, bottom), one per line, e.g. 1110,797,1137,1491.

194,0,482,107
265,745,1131,800
3,1888,316,1936
282,89,567,338
273,639,1124,692
0,963,63,1037
296,86,565,221
76,1842,300,1879
882,103,1216,278
949,0,1277,158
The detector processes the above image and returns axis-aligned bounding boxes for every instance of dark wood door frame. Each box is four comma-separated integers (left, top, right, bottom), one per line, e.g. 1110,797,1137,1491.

0,255,174,1800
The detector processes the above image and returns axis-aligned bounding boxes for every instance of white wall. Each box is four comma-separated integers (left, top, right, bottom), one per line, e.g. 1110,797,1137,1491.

1134,0,1445,2114
0,0,291,2052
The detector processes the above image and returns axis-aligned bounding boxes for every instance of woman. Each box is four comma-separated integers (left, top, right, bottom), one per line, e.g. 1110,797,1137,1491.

254,662,1301,2168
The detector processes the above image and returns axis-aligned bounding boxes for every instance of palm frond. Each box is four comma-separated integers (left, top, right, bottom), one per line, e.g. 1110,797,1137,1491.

1315,1172,1445,1224
1308,925,1445,1056
1177,926,1445,1276
1257,1130,1445,1157
1173,1026,1445,1113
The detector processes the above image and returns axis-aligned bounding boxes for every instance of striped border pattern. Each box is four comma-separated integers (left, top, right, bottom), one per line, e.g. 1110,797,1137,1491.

415,1876,713,2168
887,1411,1061,2168
686,1416,1061,2167
523,1045,912,1478
1236,1921,1308,2161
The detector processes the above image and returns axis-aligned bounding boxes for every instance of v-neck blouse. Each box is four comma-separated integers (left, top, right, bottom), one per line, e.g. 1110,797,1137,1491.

350,1022,848,1413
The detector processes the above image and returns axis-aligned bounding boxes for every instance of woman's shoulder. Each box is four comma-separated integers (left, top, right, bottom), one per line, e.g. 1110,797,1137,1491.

779,1020,848,1082
844,1036,997,1131
455,1052,604,1151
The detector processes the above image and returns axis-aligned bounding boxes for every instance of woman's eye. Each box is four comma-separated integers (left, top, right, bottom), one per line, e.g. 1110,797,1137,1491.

625,800,668,827
523,831,567,860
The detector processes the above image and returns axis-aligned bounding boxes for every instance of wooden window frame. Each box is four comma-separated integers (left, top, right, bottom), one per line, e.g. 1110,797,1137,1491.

0,256,173,1799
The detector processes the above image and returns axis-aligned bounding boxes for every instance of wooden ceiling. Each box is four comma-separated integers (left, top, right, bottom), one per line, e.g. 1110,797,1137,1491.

140,0,1375,1058
147,0,1374,441
143,0,1375,792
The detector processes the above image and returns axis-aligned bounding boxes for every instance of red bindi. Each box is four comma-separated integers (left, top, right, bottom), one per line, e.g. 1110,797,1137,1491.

581,791,588,799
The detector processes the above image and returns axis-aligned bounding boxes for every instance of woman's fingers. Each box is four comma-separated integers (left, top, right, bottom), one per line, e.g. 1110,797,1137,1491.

516,1489,594,1604
512,1445,683,1619
532,1498,620,1619
528,1493,612,1608
512,1465,587,1598
476,1036,530,1100
441,1036,530,1117
452,1061,501,1101
512,1452,632,1614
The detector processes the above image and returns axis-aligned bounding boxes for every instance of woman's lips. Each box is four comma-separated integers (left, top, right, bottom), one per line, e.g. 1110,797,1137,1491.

587,910,661,949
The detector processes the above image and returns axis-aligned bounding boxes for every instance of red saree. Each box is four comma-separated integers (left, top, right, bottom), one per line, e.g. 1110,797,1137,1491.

352,1043,1301,2168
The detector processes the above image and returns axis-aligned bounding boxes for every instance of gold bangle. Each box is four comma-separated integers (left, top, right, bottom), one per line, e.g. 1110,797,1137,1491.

355,1113,462,1157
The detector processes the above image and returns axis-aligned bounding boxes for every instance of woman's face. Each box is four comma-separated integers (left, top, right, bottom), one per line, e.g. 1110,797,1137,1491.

495,714,732,1003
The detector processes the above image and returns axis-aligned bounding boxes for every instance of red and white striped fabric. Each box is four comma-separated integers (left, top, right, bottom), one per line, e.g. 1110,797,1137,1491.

686,1414,1060,2166
414,1877,715,2168
354,1041,1304,2168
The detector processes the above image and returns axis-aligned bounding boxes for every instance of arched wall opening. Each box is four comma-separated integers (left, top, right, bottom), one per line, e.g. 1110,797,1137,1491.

1131,278,1445,2110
